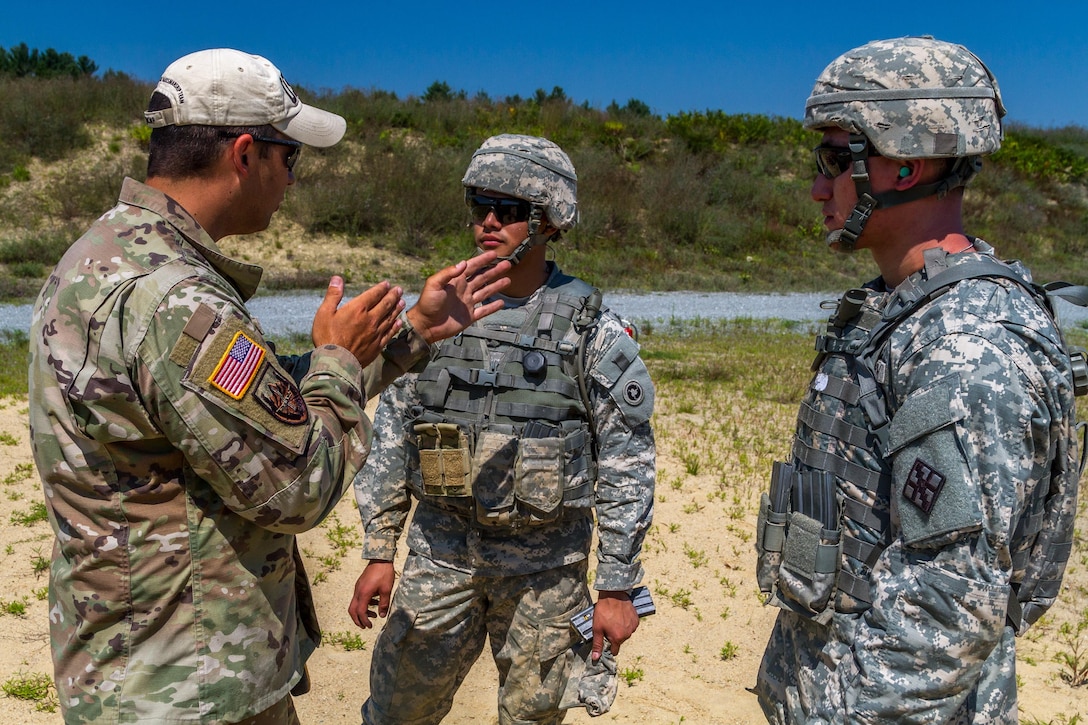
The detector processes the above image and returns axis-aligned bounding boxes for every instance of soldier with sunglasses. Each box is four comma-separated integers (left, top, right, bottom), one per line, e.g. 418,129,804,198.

753,37,1084,724
28,49,513,725
348,134,657,725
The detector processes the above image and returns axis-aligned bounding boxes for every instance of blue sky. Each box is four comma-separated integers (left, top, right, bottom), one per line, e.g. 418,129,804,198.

5,2,1086,129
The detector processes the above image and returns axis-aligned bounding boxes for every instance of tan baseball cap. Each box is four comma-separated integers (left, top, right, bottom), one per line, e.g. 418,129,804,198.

143,48,346,148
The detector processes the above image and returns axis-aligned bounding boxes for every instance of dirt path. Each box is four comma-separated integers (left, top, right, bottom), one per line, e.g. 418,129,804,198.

0,393,1083,723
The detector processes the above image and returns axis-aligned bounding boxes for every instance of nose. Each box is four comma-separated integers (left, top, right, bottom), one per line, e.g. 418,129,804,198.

482,209,502,228
811,174,832,202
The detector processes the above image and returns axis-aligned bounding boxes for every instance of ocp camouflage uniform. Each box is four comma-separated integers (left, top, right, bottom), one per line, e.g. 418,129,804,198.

755,244,1080,723
29,178,431,724
355,262,656,725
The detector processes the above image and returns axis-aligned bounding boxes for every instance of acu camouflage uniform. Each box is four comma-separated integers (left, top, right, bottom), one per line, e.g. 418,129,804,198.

756,36,1082,724
355,262,656,725
29,178,431,724
755,246,1080,723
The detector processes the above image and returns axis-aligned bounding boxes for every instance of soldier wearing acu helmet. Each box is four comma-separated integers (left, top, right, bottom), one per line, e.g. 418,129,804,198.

348,134,657,725
753,37,1083,723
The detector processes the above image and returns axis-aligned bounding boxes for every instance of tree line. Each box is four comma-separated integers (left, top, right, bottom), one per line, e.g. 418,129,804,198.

0,43,97,79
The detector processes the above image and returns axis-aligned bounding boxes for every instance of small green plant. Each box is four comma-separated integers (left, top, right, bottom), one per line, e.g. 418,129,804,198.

12,166,30,183
10,501,48,526
1055,617,1088,686
3,462,35,485
31,547,49,577
324,631,368,652
619,664,644,687
719,641,739,660
0,431,16,445
0,598,28,616
683,543,708,569
1,671,57,712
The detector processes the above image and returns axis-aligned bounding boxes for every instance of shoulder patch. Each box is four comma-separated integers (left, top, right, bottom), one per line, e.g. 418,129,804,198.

208,330,265,399
254,365,309,425
623,380,646,407
903,458,946,514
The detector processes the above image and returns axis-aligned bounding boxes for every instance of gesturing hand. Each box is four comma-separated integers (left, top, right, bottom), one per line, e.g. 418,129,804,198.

407,252,513,343
311,276,404,368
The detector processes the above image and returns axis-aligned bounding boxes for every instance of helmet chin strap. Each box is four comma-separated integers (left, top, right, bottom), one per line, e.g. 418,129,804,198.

826,134,878,254
497,204,550,265
827,135,982,254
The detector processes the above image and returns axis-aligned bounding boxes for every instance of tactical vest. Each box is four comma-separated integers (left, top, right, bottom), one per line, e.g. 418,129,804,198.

757,249,1087,632
408,273,602,531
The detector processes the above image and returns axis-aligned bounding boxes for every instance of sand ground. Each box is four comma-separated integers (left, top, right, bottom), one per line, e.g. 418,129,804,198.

0,392,1084,724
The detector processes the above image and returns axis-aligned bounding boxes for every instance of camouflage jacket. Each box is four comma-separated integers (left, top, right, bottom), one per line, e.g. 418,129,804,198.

354,264,656,591
757,244,1080,724
28,178,430,724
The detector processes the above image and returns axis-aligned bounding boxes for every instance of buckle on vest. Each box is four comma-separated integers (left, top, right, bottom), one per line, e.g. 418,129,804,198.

470,369,499,387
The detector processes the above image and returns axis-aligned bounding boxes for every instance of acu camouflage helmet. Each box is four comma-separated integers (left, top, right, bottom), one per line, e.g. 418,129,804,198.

805,36,1006,159
462,134,579,230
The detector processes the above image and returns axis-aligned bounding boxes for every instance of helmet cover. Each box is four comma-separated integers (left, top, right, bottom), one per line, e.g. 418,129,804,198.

462,134,579,230
804,36,1006,159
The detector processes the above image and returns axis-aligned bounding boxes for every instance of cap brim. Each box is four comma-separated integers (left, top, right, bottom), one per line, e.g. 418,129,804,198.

275,104,346,148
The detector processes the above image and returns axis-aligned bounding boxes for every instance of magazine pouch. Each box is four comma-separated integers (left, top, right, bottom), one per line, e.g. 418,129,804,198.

776,510,842,623
413,423,471,498
472,429,519,528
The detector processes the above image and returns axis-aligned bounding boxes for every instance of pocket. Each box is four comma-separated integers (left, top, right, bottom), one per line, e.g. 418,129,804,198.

775,511,841,621
414,423,471,497
472,430,518,527
515,436,565,522
756,492,788,597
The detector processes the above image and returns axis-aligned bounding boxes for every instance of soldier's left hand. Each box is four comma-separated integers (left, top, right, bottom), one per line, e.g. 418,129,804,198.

407,252,512,343
591,590,640,662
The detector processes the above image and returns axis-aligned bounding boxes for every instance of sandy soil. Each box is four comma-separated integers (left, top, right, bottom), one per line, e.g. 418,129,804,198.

0,391,1084,724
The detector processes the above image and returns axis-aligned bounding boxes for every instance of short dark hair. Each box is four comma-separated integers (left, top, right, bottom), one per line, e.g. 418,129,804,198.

145,92,275,179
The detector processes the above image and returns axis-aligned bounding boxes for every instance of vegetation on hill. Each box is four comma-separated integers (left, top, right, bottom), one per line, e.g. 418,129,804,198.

1,49,1087,302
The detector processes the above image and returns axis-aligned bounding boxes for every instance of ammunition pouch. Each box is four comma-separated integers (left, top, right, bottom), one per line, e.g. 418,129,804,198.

411,422,591,531
757,461,843,623
414,423,471,498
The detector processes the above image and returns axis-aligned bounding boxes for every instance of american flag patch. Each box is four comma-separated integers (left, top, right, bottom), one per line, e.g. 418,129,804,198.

209,331,265,399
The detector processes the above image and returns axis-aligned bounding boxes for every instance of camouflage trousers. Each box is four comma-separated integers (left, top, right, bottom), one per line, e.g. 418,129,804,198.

361,554,592,725
755,609,1018,724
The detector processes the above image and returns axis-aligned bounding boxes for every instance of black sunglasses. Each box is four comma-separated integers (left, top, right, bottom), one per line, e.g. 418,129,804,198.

251,135,302,171
812,144,880,180
466,194,532,226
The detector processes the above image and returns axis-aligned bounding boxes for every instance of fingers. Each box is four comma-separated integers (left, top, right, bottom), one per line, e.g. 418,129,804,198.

471,298,506,322
348,594,371,629
591,631,605,663
311,276,345,347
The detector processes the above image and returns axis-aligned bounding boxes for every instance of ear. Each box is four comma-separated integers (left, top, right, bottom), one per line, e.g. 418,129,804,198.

228,134,255,176
894,160,921,189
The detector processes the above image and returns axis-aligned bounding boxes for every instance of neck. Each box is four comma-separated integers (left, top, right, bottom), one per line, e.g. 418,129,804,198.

146,171,239,242
502,246,550,298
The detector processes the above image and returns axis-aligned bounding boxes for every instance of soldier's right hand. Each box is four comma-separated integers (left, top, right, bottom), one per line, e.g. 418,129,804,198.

311,277,404,368
348,560,396,629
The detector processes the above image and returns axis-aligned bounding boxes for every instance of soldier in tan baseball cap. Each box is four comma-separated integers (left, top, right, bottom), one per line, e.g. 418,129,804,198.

29,48,512,724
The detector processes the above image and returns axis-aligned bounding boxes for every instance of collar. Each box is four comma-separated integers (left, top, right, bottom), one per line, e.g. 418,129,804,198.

118,178,265,301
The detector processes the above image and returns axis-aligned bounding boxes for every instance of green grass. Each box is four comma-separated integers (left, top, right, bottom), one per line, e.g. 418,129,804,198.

1,671,57,713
